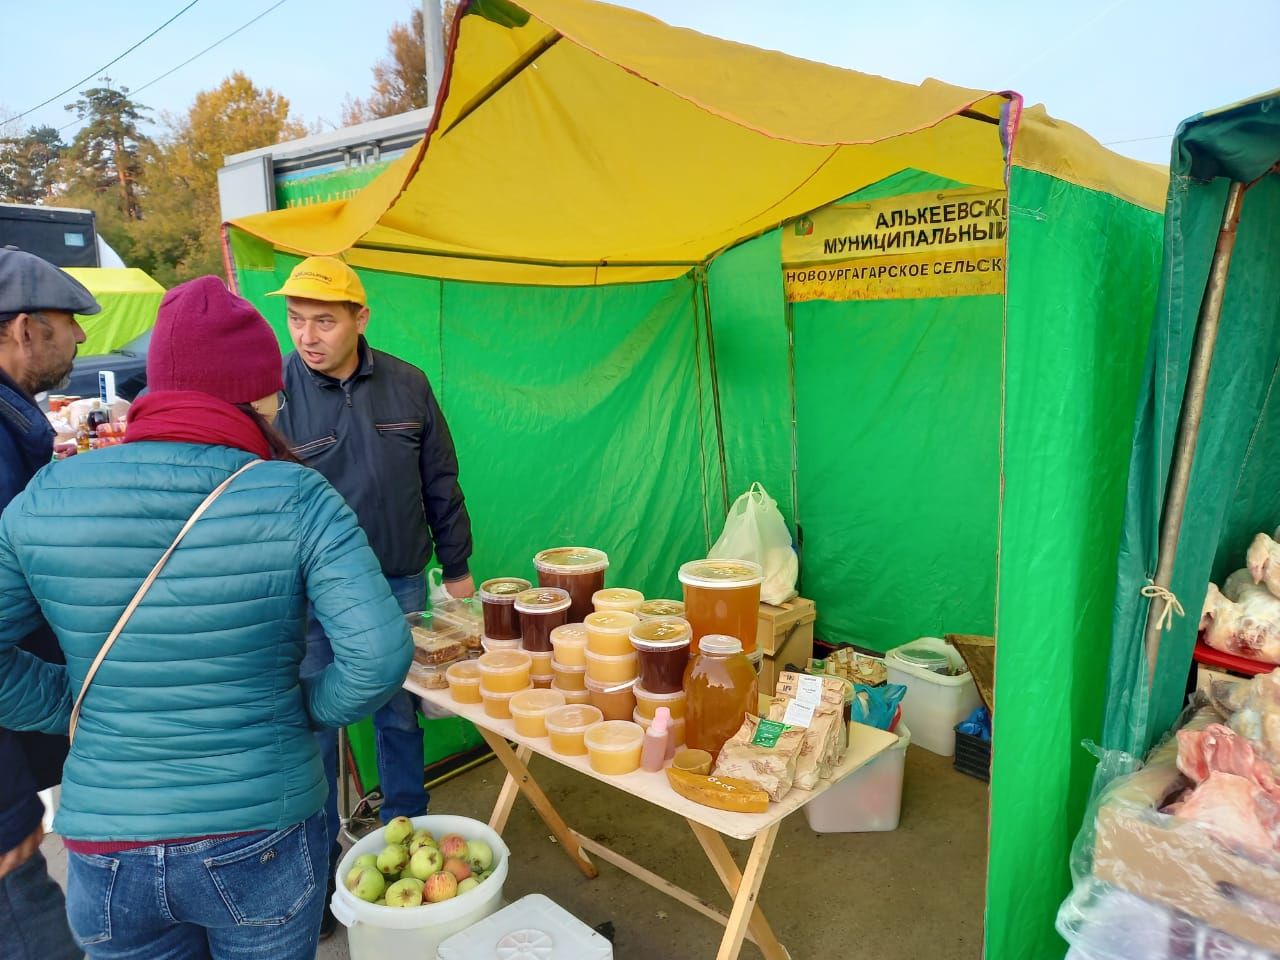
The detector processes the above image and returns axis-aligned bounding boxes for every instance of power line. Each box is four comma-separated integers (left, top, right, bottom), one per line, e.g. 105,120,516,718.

3,0,202,126
1104,134,1173,146
57,0,293,137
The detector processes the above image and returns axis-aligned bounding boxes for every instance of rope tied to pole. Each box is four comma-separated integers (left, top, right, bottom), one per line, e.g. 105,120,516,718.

1141,581,1185,631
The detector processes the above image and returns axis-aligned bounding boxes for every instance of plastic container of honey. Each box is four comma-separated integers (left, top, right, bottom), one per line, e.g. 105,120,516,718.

584,648,638,686
630,617,692,694
478,577,530,641
445,660,483,704
633,707,687,748
551,659,588,692
545,704,603,757
583,720,645,775
509,688,567,738
534,547,609,624
592,587,644,615
584,676,637,721
684,634,758,758
678,559,763,654
637,598,686,621
481,687,520,720
515,588,571,653
531,674,554,689
477,650,533,693
550,623,589,667
584,610,639,657
481,636,521,654
633,683,687,720
551,679,591,705
529,649,554,676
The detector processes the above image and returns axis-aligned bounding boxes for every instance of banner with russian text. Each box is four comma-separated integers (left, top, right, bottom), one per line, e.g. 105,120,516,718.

782,188,1007,302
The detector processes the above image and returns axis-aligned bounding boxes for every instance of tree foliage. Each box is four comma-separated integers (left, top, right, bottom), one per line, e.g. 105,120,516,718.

0,126,66,204
62,85,151,221
343,4,458,124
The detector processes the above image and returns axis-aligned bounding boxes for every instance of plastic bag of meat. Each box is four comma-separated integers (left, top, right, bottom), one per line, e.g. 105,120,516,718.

1207,670,1280,767
1201,571,1280,664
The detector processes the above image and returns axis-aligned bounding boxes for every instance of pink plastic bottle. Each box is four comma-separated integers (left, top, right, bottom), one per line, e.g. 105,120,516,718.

641,707,672,772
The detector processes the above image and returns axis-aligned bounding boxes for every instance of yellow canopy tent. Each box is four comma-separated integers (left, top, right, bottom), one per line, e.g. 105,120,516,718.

227,2,1169,957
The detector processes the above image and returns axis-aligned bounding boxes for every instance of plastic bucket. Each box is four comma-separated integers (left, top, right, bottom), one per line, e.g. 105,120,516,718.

885,638,981,756
331,814,510,958
803,723,911,833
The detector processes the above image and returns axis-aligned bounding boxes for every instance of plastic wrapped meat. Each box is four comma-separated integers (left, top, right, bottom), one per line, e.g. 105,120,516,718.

1200,571,1280,664
1167,771,1280,853
1177,723,1280,797
1247,530,1280,597
1208,671,1280,768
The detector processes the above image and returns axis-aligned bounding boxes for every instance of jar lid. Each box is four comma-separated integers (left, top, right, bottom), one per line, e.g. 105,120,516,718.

550,623,588,645
583,648,638,664
479,577,531,602
477,650,533,673
895,647,952,673
551,658,587,674
593,587,644,606
631,617,692,647
510,688,566,715
544,704,604,732
445,660,482,682
584,719,644,751
533,547,609,575
633,682,687,702
584,675,637,694
584,610,639,634
698,634,743,655
638,599,685,619
514,587,572,615
678,559,764,589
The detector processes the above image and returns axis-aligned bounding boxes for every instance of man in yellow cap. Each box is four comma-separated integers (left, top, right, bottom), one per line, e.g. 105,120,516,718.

269,256,473,937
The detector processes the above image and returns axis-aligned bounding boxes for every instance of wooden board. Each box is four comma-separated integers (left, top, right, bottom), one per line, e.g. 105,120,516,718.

408,679,899,841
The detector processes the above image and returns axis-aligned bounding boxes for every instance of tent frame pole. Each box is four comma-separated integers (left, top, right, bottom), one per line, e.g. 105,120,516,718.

1143,180,1246,685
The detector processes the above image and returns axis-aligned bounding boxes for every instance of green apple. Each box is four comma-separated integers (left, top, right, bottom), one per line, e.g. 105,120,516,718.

466,839,494,874
456,877,480,895
383,816,415,847
353,853,380,871
344,866,385,903
376,844,409,877
385,878,424,907
407,846,444,881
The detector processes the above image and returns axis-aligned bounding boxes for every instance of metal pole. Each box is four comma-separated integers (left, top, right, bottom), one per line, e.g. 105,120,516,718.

423,0,446,111
1144,181,1247,685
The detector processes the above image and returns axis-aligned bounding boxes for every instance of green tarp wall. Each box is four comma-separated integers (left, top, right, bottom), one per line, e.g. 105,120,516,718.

1100,94,1280,761
231,160,1164,960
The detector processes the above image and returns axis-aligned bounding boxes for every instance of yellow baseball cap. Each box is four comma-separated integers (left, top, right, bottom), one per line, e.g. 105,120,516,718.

268,256,367,306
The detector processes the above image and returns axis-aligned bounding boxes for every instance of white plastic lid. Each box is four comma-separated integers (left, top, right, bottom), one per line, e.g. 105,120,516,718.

630,617,692,648
584,610,639,634
533,547,610,575
509,688,566,716
584,675,637,695
479,577,531,603
698,634,743,655
544,704,603,733
593,587,643,606
584,719,644,752
551,658,587,675
638,599,685,618
477,650,533,675
678,558,763,589
513,587,572,615
633,682,687,702
549,623,588,646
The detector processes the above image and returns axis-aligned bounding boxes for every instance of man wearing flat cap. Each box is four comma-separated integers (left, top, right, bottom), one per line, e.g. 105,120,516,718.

0,248,97,959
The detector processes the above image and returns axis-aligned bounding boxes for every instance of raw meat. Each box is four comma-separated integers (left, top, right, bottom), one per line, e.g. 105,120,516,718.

1208,670,1280,769
1176,722,1280,796
1200,571,1280,664
1170,771,1280,853
1248,530,1280,596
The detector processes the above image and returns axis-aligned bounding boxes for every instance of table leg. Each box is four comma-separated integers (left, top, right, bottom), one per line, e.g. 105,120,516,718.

488,744,531,834
474,728,598,879
689,821,788,960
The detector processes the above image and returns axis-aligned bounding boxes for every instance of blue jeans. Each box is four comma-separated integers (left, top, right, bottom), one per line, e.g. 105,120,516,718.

63,811,327,959
300,572,427,872
0,849,82,960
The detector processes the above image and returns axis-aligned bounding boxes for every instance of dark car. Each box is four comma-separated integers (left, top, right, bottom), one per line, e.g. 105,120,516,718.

65,330,150,402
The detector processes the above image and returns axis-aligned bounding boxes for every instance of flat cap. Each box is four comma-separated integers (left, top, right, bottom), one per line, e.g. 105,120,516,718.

0,248,101,316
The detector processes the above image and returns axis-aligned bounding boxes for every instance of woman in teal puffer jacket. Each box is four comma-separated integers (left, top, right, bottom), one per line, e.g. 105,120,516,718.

0,276,413,960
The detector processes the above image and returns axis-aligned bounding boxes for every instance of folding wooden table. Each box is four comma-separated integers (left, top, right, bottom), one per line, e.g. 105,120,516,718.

406,679,899,960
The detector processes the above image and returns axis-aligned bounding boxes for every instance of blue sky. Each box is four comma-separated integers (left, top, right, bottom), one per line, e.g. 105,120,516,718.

2,0,1277,164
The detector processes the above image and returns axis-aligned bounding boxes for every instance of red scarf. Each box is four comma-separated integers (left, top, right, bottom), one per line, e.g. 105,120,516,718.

125,391,273,460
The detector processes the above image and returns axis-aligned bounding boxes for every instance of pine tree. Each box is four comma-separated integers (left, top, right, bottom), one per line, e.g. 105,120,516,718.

63,83,151,220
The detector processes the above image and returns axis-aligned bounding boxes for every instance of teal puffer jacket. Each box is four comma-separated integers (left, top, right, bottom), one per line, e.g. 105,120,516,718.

0,442,413,841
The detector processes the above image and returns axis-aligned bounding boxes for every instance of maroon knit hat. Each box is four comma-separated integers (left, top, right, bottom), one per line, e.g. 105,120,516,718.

148,276,283,403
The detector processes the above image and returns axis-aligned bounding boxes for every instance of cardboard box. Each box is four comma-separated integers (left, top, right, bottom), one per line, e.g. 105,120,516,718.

1092,708,1280,951
757,598,815,696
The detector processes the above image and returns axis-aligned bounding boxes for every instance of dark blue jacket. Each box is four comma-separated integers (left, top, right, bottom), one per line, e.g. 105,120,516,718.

0,368,65,855
277,339,473,579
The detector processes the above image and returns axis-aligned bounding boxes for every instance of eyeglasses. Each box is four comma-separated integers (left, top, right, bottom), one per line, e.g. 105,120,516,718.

276,390,288,412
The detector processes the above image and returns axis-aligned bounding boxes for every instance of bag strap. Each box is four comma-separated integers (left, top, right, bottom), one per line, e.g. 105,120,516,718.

68,459,264,744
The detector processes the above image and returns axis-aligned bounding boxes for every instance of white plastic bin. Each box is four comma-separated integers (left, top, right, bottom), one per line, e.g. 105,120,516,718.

804,723,910,832
885,637,981,756
331,815,510,959
436,893,614,959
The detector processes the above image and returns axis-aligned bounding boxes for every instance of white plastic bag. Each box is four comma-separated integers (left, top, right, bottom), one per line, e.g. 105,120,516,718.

426,567,453,606
709,483,798,605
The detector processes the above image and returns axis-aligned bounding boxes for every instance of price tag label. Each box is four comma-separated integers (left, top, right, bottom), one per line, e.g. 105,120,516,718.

796,674,824,708
782,700,816,728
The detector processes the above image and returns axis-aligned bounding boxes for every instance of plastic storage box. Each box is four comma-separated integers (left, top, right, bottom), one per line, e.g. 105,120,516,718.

885,638,981,756
804,723,910,833
436,893,613,959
